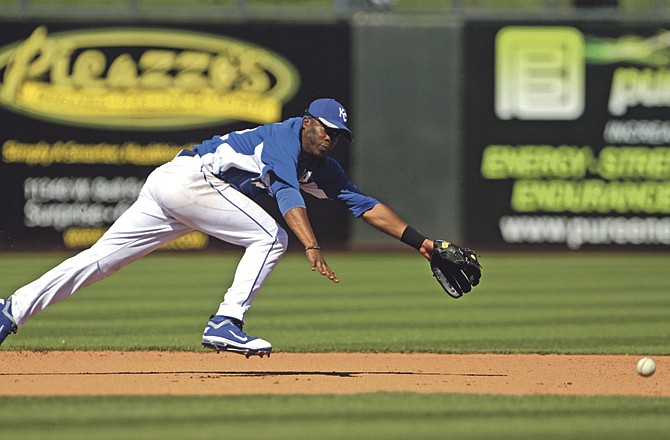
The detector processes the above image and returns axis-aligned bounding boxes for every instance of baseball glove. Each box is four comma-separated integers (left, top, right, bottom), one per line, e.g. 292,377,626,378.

430,240,482,298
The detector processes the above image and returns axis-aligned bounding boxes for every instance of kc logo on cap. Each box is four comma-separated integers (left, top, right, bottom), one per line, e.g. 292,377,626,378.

339,107,347,123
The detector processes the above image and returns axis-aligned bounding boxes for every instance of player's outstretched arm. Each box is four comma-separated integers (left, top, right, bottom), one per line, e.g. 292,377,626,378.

283,207,339,283
359,203,433,259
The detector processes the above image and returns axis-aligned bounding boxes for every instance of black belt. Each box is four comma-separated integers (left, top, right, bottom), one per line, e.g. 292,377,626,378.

177,149,198,157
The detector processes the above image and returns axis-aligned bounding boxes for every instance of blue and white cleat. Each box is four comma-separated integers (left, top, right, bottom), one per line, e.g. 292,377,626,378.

0,298,17,346
202,315,271,358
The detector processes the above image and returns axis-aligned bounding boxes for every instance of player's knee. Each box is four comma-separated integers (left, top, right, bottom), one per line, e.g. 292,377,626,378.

82,246,133,279
95,256,125,278
253,227,287,257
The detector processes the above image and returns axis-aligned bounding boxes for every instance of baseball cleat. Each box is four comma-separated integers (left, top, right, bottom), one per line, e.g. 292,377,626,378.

0,298,17,346
202,341,271,358
202,315,272,358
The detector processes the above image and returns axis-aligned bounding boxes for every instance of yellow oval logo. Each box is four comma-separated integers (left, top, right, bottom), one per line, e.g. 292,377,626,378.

0,26,300,130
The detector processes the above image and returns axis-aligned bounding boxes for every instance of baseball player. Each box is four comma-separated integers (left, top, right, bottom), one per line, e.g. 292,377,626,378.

0,98,480,357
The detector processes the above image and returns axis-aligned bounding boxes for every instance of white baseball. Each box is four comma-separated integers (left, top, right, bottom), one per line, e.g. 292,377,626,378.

636,357,656,377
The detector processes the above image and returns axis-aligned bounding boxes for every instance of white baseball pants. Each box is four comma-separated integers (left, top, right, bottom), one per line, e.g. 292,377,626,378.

10,154,288,328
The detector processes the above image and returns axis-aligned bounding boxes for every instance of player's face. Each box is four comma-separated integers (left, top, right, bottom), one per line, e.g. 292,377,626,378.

301,117,341,158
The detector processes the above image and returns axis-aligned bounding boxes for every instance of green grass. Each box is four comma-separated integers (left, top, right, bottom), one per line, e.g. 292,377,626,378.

2,393,670,440
1,251,669,354
2,251,669,439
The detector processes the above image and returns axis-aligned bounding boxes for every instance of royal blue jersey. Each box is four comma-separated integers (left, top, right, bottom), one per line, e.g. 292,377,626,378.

192,118,379,217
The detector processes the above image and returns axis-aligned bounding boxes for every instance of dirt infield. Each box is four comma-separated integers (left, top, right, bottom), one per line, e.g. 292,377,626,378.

1,351,667,397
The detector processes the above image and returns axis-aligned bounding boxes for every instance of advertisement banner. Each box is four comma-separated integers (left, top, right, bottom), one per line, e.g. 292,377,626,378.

464,22,670,249
0,22,351,250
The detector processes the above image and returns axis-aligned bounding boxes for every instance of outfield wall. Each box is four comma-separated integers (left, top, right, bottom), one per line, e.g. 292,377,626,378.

350,20,464,247
463,21,670,250
352,17,670,251
0,21,353,251
1,15,669,251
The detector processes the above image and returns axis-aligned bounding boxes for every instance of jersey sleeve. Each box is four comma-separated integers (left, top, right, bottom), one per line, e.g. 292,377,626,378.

269,173,307,216
303,157,380,218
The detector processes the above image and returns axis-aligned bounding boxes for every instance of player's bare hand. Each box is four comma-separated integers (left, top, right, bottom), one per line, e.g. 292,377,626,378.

306,249,339,283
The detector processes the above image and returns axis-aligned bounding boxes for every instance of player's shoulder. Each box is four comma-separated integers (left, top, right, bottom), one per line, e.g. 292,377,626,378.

270,117,302,135
268,118,302,149
226,118,298,146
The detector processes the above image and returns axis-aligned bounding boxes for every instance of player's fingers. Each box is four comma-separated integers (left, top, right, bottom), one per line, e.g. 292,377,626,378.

317,261,339,283
310,257,326,274
318,261,331,276
323,267,339,283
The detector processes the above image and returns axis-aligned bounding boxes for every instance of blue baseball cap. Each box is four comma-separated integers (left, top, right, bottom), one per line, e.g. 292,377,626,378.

304,98,354,142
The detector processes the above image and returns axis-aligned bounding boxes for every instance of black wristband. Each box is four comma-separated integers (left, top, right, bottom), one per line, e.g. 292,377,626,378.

400,225,427,251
